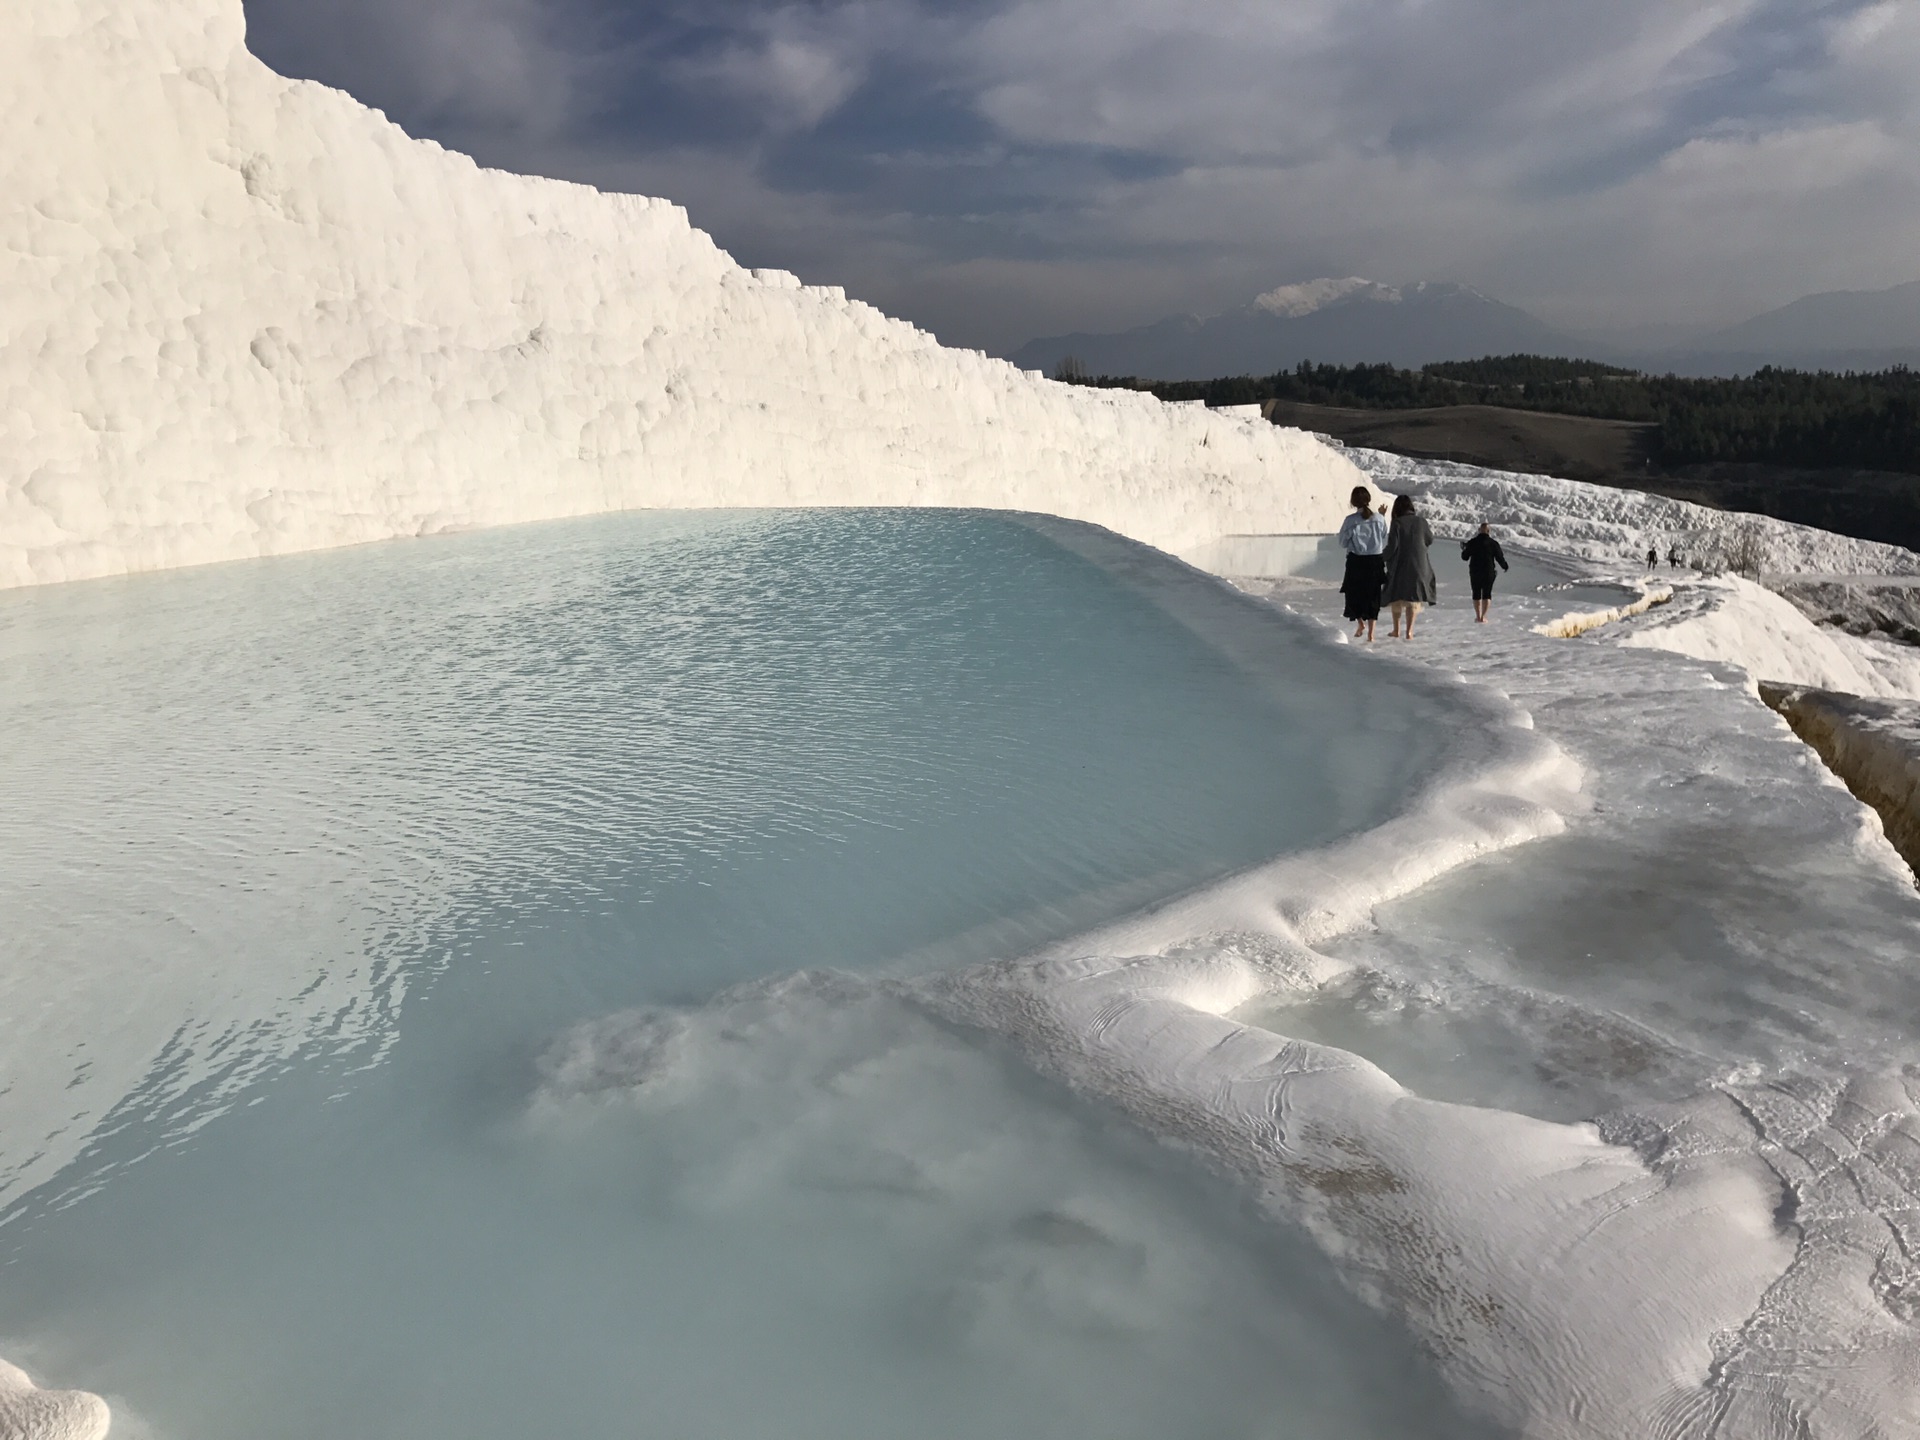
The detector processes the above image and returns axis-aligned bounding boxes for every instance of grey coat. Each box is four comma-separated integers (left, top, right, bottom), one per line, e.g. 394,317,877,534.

1383,514,1437,604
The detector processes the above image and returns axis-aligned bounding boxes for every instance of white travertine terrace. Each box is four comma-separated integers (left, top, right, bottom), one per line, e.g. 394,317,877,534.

0,1358,109,1440
15,5,1920,1440
0,0,1361,592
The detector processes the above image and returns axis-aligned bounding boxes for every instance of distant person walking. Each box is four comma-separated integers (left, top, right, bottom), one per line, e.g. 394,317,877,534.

1646,546,1658,571
1383,494,1436,639
1460,522,1509,623
1337,485,1389,643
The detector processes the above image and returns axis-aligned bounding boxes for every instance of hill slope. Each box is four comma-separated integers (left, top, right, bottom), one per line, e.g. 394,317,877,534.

1262,401,1656,486
1626,280,1920,374
1700,280,1920,357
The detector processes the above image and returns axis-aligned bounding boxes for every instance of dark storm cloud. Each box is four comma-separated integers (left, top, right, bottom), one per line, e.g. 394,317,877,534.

241,0,1920,352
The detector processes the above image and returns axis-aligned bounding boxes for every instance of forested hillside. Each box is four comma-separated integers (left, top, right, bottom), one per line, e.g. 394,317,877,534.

1066,357,1920,476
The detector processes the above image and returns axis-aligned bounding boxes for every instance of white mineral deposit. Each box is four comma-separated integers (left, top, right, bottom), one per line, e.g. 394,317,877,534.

5,2,1920,1439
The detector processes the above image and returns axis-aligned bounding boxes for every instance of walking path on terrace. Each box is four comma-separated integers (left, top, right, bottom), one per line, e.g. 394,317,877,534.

1230,546,1920,1437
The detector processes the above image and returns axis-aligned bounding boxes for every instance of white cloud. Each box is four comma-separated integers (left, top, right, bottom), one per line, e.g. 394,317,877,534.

962,0,1765,169
681,6,888,131
247,0,582,136
245,0,1920,349
929,0,1920,333
1826,1,1920,131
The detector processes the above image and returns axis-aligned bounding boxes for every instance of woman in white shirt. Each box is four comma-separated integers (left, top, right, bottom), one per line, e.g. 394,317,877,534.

1337,485,1389,643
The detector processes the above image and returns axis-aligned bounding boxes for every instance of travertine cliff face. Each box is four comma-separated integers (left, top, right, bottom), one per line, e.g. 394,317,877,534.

1763,683,1920,877
0,0,1360,590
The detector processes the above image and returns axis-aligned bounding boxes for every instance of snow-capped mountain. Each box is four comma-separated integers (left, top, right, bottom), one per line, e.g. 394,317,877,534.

1009,279,1579,380
1250,276,1398,317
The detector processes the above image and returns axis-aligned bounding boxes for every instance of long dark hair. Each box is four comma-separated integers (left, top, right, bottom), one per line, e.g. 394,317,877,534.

1349,485,1373,513
1390,494,1415,519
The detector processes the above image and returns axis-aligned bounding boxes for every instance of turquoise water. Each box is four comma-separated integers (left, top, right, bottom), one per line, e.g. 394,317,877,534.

0,510,1476,1439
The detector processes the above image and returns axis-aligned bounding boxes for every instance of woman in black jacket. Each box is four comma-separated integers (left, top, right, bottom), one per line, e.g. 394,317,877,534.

1460,522,1509,623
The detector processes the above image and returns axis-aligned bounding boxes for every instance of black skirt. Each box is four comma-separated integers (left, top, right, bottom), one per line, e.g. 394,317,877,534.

1340,552,1386,621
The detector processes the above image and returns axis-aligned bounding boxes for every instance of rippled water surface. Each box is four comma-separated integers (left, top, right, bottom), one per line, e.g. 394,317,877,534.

0,509,1475,1439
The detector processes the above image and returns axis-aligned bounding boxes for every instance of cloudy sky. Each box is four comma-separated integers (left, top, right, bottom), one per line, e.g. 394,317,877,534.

242,0,1920,354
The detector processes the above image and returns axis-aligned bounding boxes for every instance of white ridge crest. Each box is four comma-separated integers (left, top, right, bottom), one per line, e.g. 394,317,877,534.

1253,277,1401,317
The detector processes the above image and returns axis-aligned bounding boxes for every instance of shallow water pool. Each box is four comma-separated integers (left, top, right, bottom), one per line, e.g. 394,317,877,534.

0,510,1477,1439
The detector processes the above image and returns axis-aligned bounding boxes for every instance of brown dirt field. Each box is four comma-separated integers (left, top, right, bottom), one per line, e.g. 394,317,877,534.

1260,400,1657,484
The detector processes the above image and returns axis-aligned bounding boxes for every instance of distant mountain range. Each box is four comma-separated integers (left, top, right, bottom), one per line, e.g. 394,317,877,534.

1008,277,1920,380
1667,280,1920,374
1010,279,1575,378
